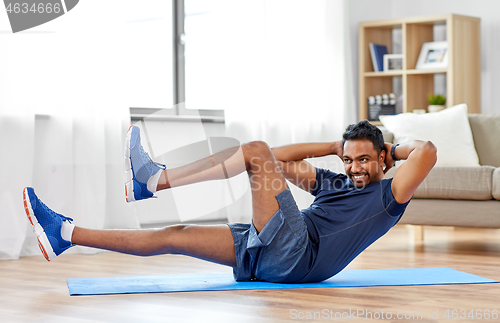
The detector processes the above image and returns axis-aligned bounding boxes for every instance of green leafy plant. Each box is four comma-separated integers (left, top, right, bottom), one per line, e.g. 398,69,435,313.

428,94,446,106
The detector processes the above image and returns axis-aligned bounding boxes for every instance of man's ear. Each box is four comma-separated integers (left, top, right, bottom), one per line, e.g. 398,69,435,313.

379,149,386,164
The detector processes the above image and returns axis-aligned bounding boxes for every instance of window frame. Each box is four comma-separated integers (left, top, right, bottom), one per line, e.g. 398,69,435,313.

175,0,225,118
131,0,224,122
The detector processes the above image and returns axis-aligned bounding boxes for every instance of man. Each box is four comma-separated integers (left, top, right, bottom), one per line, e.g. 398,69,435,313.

23,121,437,283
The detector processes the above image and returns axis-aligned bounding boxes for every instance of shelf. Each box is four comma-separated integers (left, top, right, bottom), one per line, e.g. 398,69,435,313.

406,68,447,75
358,14,481,122
364,69,447,77
364,71,403,77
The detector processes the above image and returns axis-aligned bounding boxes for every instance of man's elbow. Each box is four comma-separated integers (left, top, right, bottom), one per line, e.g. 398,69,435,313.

423,141,438,165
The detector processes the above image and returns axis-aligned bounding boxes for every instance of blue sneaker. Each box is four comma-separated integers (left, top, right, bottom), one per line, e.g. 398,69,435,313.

23,187,73,261
124,125,166,202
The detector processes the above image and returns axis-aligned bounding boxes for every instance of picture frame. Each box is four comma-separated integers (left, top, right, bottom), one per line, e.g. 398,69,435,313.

383,54,403,71
416,41,448,69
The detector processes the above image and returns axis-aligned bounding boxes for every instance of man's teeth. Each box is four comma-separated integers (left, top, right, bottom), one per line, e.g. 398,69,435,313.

353,174,366,179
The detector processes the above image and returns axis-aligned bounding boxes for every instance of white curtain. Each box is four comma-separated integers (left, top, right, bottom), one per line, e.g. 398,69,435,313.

0,106,139,260
0,2,151,259
0,112,35,259
219,0,356,221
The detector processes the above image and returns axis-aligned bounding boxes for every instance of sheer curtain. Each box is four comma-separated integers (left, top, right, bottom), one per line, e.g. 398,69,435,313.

0,112,35,259
219,0,356,221
0,77,139,260
0,1,168,259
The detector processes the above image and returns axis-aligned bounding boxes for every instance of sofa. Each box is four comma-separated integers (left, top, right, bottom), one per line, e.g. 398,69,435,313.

382,113,500,234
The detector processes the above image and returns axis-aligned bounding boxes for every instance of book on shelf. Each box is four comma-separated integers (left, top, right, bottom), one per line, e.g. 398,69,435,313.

369,43,388,72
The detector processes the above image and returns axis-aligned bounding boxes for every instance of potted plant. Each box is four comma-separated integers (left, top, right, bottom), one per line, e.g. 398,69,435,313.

427,94,446,113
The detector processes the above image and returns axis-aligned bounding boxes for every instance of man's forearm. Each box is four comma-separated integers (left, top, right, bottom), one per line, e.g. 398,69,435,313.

271,141,342,162
393,140,436,161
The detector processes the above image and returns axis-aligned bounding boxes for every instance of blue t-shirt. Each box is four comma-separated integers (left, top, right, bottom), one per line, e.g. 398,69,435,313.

297,168,410,283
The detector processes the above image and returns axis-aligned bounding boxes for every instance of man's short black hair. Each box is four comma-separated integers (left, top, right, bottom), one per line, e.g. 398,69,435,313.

342,120,385,154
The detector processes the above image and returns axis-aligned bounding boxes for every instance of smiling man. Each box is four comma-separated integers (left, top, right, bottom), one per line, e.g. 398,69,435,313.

23,120,437,283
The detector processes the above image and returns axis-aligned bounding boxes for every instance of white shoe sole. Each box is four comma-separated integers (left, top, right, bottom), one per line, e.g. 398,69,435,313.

124,125,136,202
23,188,57,261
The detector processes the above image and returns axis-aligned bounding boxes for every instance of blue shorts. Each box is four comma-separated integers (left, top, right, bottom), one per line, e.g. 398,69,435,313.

227,188,312,283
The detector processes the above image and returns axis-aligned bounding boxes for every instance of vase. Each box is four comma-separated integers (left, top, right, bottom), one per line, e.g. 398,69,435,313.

428,105,446,113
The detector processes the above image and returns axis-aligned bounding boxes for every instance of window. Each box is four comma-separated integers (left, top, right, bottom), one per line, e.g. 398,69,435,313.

127,0,175,112
131,0,224,121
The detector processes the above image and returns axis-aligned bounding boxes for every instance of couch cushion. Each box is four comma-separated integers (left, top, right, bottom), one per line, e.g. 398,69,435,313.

493,168,500,201
413,166,495,200
468,114,500,167
399,199,500,228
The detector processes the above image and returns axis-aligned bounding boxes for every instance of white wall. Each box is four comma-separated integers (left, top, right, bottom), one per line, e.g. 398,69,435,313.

348,0,500,115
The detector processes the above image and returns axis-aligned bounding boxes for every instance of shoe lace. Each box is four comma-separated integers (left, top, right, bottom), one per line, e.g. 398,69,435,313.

60,214,74,223
39,199,73,223
138,144,166,170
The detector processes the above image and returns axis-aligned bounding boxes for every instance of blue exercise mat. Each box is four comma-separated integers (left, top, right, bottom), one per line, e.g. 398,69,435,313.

67,267,497,296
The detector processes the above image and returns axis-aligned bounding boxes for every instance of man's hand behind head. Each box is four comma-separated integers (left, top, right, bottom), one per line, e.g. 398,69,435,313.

383,142,396,174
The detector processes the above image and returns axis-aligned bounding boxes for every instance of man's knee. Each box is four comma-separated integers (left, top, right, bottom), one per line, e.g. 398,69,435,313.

241,141,278,174
160,224,190,254
244,140,271,154
242,141,273,163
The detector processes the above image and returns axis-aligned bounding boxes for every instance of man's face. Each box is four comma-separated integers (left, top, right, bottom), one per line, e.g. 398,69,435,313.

342,139,385,188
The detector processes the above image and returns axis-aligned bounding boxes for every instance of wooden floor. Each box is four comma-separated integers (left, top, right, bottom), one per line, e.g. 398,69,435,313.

1,225,499,323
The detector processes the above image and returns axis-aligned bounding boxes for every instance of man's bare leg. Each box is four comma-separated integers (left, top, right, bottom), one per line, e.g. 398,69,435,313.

26,140,288,267
78,141,287,255
156,145,240,191
72,224,237,267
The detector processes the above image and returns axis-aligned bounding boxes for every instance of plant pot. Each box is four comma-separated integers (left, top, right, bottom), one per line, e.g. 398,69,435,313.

428,105,446,113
